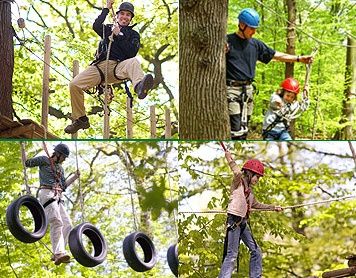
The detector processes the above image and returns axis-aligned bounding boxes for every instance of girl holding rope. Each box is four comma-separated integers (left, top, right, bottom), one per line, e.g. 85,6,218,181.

25,143,80,265
219,147,283,278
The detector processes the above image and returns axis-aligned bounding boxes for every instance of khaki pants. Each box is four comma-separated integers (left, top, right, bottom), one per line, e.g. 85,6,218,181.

69,58,145,119
38,189,72,255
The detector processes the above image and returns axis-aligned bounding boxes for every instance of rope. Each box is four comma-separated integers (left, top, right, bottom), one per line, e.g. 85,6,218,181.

75,141,85,222
179,195,356,214
165,142,178,238
20,142,31,195
219,141,227,152
125,151,138,231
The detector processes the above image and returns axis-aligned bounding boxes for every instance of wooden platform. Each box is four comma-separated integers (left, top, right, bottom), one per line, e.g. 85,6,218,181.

0,115,58,139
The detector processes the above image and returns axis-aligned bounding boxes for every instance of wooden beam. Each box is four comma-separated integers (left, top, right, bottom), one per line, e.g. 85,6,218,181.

165,107,171,139
0,123,35,138
41,35,51,130
150,105,156,139
126,97,133,138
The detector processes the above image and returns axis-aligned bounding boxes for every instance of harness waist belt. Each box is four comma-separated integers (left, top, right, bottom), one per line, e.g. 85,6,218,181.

227,80,252,86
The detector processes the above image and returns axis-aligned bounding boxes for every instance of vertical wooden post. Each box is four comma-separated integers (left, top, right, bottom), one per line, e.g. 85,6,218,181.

71,60,79,139
126,97,133,138
41,35,51,130
150,105,156,139
165,107,171,139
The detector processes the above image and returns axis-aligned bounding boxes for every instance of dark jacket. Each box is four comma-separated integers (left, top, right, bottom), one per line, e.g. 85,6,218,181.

92,8,140,61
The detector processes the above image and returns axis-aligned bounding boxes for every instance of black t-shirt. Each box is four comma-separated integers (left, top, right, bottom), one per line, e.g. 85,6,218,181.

226,33,276,82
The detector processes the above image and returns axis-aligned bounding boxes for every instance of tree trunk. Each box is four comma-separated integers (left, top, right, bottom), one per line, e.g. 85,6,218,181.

339,37,355,139
285,0,297,137
179,0,229,140
0,0,14,118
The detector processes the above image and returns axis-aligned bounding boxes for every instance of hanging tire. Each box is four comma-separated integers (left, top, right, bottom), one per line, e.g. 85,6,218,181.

123,231,157,272
167,243,178,277
6,195,48,243
68,222,107,267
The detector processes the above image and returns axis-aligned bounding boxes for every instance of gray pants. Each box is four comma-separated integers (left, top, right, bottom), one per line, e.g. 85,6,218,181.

227,85,254,139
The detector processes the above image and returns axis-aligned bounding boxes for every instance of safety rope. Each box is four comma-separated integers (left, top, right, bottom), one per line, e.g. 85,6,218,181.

20,142,31,195
125,151,138,231
179,195,356,214
103,7,117,139
165,141,178,238
75,142,85,222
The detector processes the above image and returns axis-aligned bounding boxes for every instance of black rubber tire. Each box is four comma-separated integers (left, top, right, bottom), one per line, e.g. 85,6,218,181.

68,222,107,267
6,195,48,243
167,243,178,277
123,231,157,272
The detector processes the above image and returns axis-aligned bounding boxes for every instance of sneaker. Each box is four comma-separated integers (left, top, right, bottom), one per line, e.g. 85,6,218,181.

134,74,154,99
54,253,70,265
64,118,90,134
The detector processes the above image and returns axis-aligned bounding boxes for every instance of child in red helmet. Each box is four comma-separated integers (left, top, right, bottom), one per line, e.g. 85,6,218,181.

262,77,309,140
219,149,283,278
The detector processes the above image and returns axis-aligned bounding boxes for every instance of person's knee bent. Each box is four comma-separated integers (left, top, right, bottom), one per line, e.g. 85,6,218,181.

49,217,63,229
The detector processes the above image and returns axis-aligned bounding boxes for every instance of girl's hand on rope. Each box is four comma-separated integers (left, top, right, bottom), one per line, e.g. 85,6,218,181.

75,170,81,178
274,206,283,212
106,0,114,9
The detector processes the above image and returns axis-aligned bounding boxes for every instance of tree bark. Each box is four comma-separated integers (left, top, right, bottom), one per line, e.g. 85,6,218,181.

339,37,355,139
0,0,14,119
179,0,229,140
285,0,297,137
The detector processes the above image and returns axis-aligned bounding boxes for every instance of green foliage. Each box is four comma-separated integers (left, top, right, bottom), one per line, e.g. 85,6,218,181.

227,0,356,139
178,141,355,277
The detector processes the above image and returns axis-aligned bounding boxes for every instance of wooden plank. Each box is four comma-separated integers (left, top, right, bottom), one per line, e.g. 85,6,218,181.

150,105,156,139
165,107,171,139
0,124,36,138
71,60,79,139
322,266,356,278
41,35,51,130
126,97,133,138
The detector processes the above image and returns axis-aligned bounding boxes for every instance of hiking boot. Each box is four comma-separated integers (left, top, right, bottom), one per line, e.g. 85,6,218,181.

134,74,154,99
64,118,90,134
54,253,70,265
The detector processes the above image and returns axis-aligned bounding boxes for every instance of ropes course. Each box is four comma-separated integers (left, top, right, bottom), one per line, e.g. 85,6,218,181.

8,2,166,137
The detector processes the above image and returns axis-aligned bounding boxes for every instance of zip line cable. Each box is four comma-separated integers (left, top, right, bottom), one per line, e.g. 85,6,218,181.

75,142,85,222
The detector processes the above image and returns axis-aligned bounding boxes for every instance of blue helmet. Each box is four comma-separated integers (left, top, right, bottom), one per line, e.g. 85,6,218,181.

54,143,70,158
238,8,260,28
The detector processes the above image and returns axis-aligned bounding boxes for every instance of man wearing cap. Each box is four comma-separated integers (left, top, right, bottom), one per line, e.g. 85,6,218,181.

226,8,313,140
65,0,154,134
25,143,80,265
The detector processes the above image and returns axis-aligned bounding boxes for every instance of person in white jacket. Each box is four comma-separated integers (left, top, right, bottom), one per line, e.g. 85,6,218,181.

262,77,309,140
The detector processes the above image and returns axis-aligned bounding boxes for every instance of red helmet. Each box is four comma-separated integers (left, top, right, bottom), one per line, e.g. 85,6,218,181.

280,77,300,94
242,159,264,176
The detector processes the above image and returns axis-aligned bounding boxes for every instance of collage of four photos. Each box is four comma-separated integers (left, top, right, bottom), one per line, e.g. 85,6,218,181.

0,0,355,277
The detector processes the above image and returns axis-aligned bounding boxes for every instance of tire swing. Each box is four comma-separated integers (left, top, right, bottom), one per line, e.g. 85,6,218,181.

122,151,157,272
6,142,48,243
167,243,178,277
165,142,179,277
68,142,108,267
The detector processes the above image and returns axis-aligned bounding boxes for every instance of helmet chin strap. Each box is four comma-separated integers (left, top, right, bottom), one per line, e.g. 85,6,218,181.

238,23,248,39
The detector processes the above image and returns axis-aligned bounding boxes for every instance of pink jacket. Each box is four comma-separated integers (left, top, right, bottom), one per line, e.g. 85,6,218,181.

226,160,276,217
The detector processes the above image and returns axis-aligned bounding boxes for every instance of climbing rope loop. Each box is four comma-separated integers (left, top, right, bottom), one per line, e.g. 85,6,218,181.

123,231,157,272
167,243,179,277
6,195,48,243
68,222,108,267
